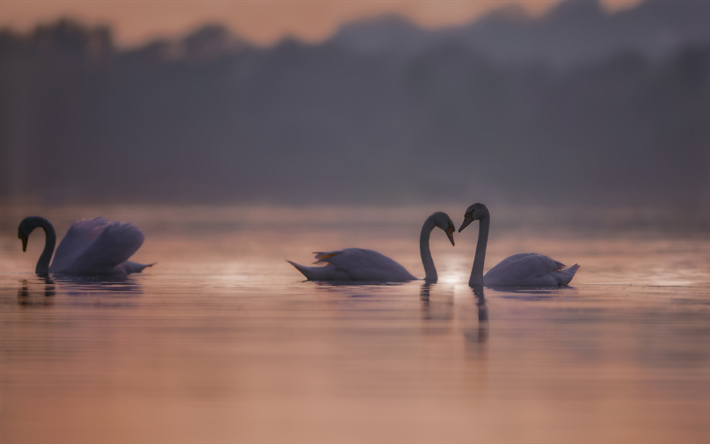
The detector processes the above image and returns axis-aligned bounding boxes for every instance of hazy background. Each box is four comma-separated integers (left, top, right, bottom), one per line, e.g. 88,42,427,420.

1,0,708,210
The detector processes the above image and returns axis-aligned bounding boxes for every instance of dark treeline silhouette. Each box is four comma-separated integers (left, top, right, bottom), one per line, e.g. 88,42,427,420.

1,0,708,208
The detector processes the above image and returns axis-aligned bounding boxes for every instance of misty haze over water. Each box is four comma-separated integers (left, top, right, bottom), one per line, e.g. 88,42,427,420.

1,0,708,210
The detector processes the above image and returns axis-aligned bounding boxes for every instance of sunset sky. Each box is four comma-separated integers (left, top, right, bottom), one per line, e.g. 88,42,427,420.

1,0,643,47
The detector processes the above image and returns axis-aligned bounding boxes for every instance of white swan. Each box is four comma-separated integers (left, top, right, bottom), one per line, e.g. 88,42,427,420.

18,216,153,275
458,203,579,287
288,212,456,282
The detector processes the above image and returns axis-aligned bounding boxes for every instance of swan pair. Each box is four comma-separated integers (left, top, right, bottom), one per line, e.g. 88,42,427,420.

290,203,579,286
18,216,153,276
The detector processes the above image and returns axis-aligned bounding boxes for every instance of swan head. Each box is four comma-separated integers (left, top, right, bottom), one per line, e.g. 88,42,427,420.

18,216,50,252
18,232,28,252
431,212,456,246
18,217,38,252
458,203,489,232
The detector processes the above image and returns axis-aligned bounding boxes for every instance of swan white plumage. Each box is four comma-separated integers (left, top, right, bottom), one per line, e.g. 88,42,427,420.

288,212,456,282
458,203,579,287
18,216,154,275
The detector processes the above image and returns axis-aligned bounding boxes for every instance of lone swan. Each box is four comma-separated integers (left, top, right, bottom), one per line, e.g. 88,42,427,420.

288,212,456,282
18,216,153,275
458,203,579,287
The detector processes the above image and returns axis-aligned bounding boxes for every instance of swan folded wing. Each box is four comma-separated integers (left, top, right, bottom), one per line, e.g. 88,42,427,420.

315,248,387,268
485,253,566,286
315,248,415,281
68,222,145,273
313,250,345,263
51,217,111,271
489,253,563,272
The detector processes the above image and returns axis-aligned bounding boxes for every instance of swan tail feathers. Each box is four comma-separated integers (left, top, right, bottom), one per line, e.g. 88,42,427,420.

288,260,317,280
119,261,156,274
558,264,580,286
288,260,343,280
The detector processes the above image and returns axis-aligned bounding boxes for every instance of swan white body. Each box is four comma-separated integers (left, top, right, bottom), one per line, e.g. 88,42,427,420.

289,249,417,281
289,212,456,282
483,252,580,286
18,216,153,275
459,203,579,287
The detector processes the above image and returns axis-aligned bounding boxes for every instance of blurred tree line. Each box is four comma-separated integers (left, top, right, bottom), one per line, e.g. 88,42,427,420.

1,8,708,208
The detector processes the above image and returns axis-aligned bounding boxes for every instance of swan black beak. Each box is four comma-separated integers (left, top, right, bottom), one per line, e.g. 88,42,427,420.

19,234,28,252
458,216,474,233
445,227,455,246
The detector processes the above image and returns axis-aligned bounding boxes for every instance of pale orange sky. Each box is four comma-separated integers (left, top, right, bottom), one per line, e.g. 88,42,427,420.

0,0,643,47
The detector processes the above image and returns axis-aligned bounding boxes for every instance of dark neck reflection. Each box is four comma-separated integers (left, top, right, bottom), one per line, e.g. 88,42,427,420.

471,285,488,322
18,277,56,305
464,285,488,345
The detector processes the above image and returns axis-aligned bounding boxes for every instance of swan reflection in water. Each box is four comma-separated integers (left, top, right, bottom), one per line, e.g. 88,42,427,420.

489,285,578,300
314,280,407,288
17,274,143,307
472,285,488,322
462,285,489,346
53,274,144,295
419,282,455,337
17,277,56,306
419,283,489,347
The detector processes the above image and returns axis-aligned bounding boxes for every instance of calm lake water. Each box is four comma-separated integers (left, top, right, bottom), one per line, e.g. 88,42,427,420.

1,204,708,443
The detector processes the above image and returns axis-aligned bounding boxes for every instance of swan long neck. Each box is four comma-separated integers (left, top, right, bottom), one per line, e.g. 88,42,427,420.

469,216,489,287
27,217,56,275
420,216,438,282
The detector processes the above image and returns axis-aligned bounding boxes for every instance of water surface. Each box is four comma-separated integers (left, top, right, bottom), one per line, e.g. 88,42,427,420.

1,204,708,443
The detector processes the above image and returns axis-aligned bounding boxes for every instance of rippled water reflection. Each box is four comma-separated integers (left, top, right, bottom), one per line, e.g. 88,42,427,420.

1,205,708,443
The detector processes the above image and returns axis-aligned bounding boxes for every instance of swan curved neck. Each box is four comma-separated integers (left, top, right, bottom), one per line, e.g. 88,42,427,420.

420,216,438,282
469,216,489,287
26,217,56,275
